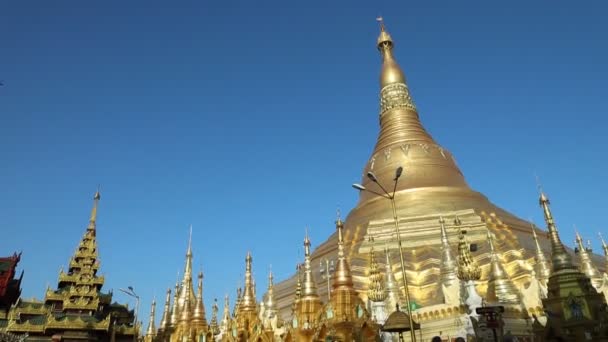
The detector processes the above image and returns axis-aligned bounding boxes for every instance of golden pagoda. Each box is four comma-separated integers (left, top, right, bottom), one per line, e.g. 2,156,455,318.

535,190,608,341
1,191,136,342
154,229,211,342
271,20,608,340
314,216,378,341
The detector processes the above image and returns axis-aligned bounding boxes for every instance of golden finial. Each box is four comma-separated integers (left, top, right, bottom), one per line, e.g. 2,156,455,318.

375,17,407,90
88,187,101,230
376,16,392,47
304,228,311,257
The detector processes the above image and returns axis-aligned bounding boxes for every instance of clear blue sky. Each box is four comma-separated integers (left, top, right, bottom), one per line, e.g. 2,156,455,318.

1,0,607,324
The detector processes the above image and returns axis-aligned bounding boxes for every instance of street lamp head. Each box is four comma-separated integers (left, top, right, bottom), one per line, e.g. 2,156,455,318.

352,184,366,191
366,171,378,183
395,166,403,181
128,286,134,292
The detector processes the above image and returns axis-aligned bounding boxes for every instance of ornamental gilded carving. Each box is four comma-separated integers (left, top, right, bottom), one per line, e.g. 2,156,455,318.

379,83,416,115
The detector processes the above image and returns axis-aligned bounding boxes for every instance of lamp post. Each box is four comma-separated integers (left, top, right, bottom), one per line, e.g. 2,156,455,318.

353,166,417,342
120,286,140,342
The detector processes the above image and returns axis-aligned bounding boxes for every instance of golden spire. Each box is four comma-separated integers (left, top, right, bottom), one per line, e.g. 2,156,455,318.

158,288,171,333
238,252,257,312
332,216,354,290
169,280,180,328
220,294,231,334
600,233,608,272
177,227,196,314
367,238,387,302
295,264,302,302
486,230,519,304
210,298,219,335
439,216,458,287
358,19,469,205
538,189,575,272
265,268,278,318
191,272,207,327
145,298,157,337
301,231,320,299
178,290,192,324
87,187,101,232
384,247,401,310
531,225,551,284
574,230,601,282
455,217,481,282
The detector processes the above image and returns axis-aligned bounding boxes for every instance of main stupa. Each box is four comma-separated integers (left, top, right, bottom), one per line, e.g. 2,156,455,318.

273,21,607,331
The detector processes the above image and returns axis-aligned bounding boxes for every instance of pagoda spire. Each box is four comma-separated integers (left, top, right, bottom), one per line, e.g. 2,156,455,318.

219,295,231,335
52,189,104,315
531,225,551,285
301,231,319,299
191,271,207,328
575,230,601,285
357,18,470,206
158,288,171,334
384,247,401,311
88,188,101,232
486,229,519,304
145,298,157,338
538,189,575,272
210,298,219,336
177,227,196,314
168,280,180,328
238,252,257,312
264,268,278,320
332,216,354,290
439,216,458,287
600,233,608,272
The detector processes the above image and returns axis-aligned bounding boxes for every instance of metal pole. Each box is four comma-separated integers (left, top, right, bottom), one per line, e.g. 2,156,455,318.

134,295,140,342
390,197,417,342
